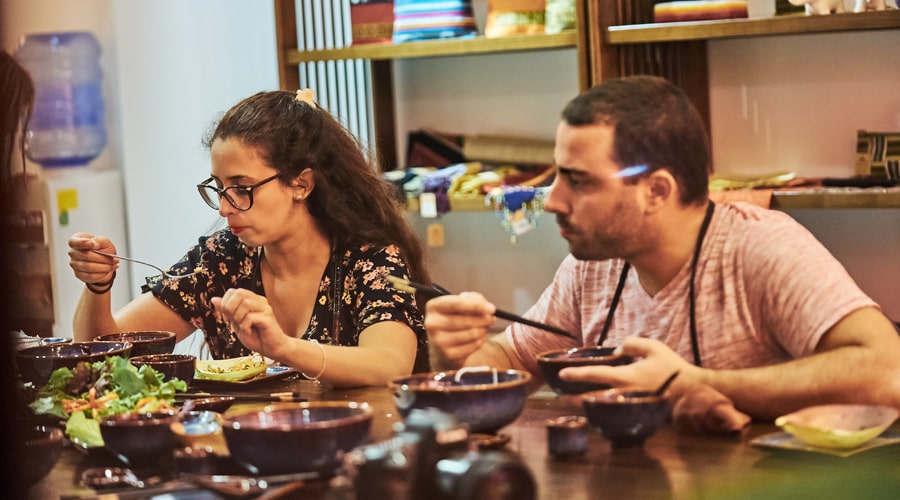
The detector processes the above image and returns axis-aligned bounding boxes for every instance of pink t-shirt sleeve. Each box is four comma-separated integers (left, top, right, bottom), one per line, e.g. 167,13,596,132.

732,208,878,358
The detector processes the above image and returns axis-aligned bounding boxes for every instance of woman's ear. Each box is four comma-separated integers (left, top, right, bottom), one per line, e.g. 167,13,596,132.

291,168,315,200
643,169,675,213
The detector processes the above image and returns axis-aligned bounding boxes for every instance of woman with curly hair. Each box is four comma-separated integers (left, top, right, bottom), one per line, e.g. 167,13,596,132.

68,89,430,387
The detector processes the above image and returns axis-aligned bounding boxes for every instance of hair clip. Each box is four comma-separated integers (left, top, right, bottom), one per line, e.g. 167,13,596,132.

295,88,317,107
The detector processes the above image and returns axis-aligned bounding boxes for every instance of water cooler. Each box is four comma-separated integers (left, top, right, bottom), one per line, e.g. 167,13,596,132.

9,31,131,338
14,169,131,338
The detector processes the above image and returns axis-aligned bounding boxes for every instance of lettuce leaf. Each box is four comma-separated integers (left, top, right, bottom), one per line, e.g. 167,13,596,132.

28,355,187,447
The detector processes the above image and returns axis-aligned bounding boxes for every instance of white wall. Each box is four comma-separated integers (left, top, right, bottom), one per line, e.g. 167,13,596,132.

1,0,278,299
109,1,279,292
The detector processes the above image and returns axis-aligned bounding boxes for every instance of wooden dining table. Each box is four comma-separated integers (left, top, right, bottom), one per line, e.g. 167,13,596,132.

28,373,900,499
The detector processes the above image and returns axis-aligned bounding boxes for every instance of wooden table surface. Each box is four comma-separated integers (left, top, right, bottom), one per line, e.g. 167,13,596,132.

28,375,900,499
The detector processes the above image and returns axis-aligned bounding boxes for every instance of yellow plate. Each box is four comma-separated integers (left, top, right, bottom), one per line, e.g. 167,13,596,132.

195,354,267,382
775,404,898,449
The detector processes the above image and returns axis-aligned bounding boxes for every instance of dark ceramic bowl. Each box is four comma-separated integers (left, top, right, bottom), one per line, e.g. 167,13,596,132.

390,368,532,434
582,387,670,448
536,347,634,395
185,396,236,413
130,353,196,386
99,411,179,466
22,425,65,485
222,402,373,475
16,341,132,387
94,331,177,358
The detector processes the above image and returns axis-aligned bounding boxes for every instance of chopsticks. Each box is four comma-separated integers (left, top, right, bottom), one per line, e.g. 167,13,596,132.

176,391,307,403
385,276,577,341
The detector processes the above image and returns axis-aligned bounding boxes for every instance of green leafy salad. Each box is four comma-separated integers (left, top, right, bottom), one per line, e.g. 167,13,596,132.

28,355,187,447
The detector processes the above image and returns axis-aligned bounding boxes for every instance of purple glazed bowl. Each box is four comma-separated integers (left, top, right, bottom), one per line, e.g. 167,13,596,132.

94,331,177,358
391,368,532,434
582,387,670,448
222,402,373,475
16,341,132,387
130,353,196,387
22,425,65,485
99,411,179,466
536,347,634,395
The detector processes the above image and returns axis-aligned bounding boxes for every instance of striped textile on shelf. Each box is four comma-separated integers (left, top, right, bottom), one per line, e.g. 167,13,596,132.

392,0,478,43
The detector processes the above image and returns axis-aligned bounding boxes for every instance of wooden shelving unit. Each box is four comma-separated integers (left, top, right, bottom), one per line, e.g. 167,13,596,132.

607,11,900,44
406,189,900,213
286,31,579,63
274,0,589,171
275,1,899,209
769,188,900,209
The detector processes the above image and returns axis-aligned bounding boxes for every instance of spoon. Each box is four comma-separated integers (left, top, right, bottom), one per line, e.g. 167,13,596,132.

92,249,197,280
655,371,680,397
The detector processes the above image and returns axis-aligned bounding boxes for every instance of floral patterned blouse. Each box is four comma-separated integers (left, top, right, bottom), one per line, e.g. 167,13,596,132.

143,230,427,362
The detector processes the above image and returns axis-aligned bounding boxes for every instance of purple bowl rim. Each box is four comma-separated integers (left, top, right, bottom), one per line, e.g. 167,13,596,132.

129,353,196,363
94,331,177,342
222,401,374,430
100,411,179,426
535,347,627,363
581,388,669,405
15,341,132,359
389,368,532,393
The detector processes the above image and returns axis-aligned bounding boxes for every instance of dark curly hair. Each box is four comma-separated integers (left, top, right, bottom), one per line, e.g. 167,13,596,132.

202,90,430,288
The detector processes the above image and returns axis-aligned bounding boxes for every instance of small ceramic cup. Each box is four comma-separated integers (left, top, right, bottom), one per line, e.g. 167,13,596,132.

547,415,590,457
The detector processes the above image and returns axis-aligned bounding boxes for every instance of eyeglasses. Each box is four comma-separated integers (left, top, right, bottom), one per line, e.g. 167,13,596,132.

196,174,280,211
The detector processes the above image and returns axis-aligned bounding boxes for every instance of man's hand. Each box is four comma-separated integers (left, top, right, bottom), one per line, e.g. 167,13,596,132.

425,292,497,370
672,384,751,434
559,337,698,398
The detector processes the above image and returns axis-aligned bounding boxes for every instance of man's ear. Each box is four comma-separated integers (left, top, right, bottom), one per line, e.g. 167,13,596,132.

643,169,676,213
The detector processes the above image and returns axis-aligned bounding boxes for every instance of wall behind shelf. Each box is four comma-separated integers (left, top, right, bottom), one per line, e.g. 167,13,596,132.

393,48,580,165
709,30,900,178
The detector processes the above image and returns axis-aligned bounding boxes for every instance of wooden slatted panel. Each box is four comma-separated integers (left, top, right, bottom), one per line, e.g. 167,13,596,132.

277,0,375,154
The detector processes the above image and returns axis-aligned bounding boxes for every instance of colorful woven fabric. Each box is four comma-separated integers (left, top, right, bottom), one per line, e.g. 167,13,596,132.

392,0,478,43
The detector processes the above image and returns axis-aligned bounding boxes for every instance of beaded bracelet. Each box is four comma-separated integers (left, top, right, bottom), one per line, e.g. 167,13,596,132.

85,271,116,295
301,339,326,383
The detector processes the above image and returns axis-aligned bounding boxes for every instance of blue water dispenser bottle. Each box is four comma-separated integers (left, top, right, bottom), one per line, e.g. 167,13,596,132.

15,31,107,167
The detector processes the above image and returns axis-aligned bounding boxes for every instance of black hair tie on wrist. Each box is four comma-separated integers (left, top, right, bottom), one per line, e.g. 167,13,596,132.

85,271,116,295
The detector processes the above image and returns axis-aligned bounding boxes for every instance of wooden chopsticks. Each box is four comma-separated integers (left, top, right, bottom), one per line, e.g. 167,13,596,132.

385,276,578,341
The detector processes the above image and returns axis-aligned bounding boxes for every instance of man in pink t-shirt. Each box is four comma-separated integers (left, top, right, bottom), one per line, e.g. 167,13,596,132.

424,76,900,430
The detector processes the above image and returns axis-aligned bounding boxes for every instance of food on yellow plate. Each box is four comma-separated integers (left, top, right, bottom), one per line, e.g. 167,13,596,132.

775,404,899,449
195,353,268,381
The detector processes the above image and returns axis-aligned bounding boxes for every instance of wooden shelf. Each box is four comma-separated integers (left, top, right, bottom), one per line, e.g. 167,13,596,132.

287,31,579,64
607,11,900,44
770,187,900,209
406,188,900,213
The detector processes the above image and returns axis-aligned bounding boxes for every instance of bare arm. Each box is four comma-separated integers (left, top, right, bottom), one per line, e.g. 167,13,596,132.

211,289,422,387
69,233,196,342
695,307,900,419
269,321,420,388
561,307,900,420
